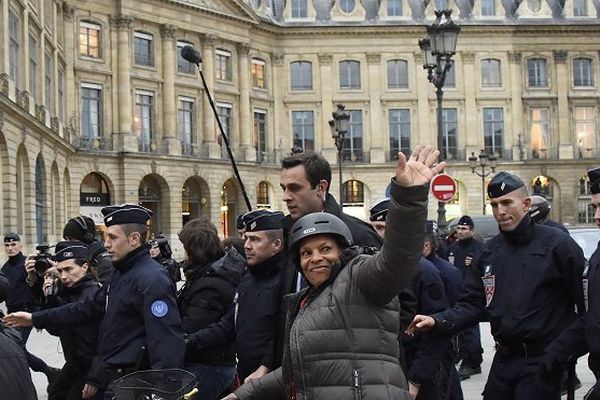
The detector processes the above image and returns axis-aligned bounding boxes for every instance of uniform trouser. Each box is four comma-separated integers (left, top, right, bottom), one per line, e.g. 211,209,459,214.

18,325,52,373
458,323,483,367
49,361,103,400
482,352,562,400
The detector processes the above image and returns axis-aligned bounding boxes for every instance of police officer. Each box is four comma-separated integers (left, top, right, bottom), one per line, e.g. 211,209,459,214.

23,241,104,399
149,235,181,284
408,171,586,400
187,210,286,383
4,204,185,398
1,233,60,387
447,215,485,379
369,198,453,400
541,167,600,399
529,195,569,234
63,216,114,284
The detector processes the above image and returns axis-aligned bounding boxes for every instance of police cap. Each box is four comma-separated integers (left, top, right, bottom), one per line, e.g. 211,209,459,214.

588,167,600,195
54,240,89,262
244,210,284,232
369,198,390,222
487,171,525,199
101,204,153,227
457,215,474,228
4,233,20,243
236,214,245,230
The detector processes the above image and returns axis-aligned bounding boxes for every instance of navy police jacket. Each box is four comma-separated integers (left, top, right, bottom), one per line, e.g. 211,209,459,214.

426,253,462,306
1,253,38,313
545,240,600,363
447,237,484,276
434,216,586,347
33,246,185,369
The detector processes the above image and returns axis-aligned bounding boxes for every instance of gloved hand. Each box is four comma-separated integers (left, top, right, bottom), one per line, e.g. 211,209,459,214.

183,333,200,353
537,350,566,382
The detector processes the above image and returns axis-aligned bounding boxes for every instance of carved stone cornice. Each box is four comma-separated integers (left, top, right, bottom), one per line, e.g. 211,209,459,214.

461,51,475,63
318,53,333,65
51,117,60,133
62,2,75,22
414,52,423,63
160,24,177,40
271,52,284,66
110,14,134,30
35,105,46,122
366,52,381,64
553,50,568,63
16,90,30,111
237,42,252,55
508,51,522,63
200,33,218,48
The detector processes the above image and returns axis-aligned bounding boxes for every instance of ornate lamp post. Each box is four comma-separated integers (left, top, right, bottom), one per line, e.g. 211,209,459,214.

419,9,460,230
329,104,350,212
469,150,497,214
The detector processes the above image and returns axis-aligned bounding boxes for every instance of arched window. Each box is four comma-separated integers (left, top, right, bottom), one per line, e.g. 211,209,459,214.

340,0,355,13
481,58,501,87
290,61,312,90
527,58,548,88
387,59,408,89
256,181,271,208
573,57,594,87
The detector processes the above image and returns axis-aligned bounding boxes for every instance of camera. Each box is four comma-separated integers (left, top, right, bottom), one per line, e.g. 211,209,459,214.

34,244,52,275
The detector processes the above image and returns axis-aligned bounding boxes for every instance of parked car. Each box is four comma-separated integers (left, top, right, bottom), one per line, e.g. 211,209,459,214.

568,227,600,260
446,215,499,242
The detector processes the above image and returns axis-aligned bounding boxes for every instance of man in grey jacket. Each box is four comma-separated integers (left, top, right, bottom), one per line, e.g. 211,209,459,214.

222,145,445,400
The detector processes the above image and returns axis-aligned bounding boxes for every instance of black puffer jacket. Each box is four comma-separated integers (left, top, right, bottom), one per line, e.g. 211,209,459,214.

177,247,245,366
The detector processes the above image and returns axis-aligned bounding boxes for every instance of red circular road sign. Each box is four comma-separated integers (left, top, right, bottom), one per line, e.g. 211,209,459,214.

430,173,457,202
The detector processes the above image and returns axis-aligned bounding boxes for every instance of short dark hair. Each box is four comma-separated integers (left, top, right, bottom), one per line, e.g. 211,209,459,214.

424,234,437,252
179,218,224,266
121,223,148,242
222,237,245,259
281,152,331,192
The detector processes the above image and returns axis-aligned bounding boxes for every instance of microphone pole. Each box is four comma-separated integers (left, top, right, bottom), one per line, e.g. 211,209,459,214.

181,45,252,212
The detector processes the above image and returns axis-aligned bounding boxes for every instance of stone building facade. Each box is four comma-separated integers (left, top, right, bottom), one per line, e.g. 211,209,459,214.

0,0,599,255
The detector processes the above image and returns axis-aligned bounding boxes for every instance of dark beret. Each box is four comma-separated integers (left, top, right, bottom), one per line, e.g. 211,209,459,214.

369,198,390,222
588,167,600,195
487,171,525,199
245,210,284,232
101,204,153,227
54,241,89,262
457,215,474,228
4,233,20,243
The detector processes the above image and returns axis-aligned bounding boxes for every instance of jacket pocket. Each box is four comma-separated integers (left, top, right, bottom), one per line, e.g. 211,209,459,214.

353,369,362,400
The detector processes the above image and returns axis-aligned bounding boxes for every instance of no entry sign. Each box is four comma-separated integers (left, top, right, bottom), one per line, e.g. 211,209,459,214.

430,173,457,202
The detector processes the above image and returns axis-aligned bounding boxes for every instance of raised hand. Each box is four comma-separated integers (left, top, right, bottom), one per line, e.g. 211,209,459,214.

396,145,447,187
2,311,33,328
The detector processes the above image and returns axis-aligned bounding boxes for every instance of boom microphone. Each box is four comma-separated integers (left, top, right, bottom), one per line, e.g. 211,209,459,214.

181,45,202,65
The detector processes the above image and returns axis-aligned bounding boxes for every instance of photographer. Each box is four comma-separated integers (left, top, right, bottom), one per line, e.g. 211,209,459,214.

26,241,104,399
63,216,113,284
149,236,181,284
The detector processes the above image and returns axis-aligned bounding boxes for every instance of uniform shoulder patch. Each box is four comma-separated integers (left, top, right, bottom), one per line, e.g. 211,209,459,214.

150,300,169,318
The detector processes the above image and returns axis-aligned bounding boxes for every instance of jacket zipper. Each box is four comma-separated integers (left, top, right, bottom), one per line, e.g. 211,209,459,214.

353,369,362,400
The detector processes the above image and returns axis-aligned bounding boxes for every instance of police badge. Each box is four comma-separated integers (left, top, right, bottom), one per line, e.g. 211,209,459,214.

482,264,495,307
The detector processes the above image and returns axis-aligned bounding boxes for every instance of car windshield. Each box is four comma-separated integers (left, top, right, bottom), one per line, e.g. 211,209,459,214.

569,229,600,260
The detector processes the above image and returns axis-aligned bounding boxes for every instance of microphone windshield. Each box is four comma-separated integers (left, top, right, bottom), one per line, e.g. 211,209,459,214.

181,45,202,65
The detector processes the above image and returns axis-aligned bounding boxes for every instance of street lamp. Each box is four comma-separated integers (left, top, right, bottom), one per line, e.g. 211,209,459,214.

419,9,461,229
469,149,497,214
330,104,350,212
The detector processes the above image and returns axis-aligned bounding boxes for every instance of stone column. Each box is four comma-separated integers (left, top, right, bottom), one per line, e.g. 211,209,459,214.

318,53,336,163
110,14,136,151
22,6,30,99
508,51,524,160
160,24,181,155
554,50,572,159
462,52,478,156
414,52,434,147
200,33,220,158
238,42,254,161
62,3,76,129
271,53,286,161
366,52,384,163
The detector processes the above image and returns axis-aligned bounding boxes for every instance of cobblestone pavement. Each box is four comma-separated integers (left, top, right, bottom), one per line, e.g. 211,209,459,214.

26,322,596,399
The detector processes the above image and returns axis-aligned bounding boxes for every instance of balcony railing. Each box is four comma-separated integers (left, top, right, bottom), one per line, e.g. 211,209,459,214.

139,139,158,153
78,137,113,151
341,150,370,163
181,142,198,156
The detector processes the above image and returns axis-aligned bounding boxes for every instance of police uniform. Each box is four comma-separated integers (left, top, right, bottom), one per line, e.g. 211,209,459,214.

447,216,485,377
32,205,185,393
432,172,586,400
542,167,600,398
188,211,286,381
